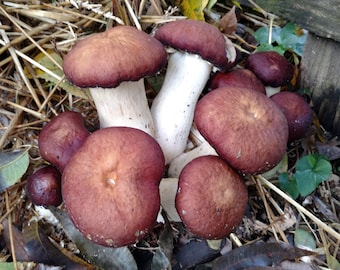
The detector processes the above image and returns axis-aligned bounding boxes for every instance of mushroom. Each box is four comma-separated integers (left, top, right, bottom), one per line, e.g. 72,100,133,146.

38,111,90,172
209,68,266,94
245,51,294,97
271,91,313,142
63,26,167,135
175,155,248,239
26,165,62,206
151,19,232,163
62,127,165,247
194,86,289,174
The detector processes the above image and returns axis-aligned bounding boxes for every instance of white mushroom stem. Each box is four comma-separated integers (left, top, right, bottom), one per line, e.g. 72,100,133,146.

158,177,181,222
265,86,281,97
151,51,212,164
89,79,154,135
168,125,217,177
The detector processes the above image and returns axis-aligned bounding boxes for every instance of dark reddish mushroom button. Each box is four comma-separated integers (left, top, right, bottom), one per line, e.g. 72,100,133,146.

175,155,248,239
209,69,266,94
245,51,294,87
26,165,62,207
38,111,90,172
62,127,165,247
194,86,289,174
271,91,313,142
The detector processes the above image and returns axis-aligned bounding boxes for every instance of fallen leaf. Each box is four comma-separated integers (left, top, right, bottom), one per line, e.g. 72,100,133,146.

49,207,138,270
213,241,315,270
219,6,237,34
28,50,91,100
0,149,29,192
176,0,209,21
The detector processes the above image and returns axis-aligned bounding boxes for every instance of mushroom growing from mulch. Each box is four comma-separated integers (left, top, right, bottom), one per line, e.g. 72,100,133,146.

63,26,167,135
38,111,90,172
194,86,289,174
245,51,294,97
151,19,232,163
175,155,248,239
271,91,313,142
62,127,165,247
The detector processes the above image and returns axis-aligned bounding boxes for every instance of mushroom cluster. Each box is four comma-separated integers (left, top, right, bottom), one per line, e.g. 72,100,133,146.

31,20,313,248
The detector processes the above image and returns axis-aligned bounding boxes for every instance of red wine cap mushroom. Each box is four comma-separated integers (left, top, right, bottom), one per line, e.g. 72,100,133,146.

271,91,313,142
175,155,248,239
38,111,90,171
194,86,289,174
26,165,62,206
62,127,165,247
245,51,294,87
154,19,230,71
63,26,166,132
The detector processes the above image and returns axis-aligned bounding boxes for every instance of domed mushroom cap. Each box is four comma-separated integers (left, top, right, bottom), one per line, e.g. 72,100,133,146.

175,155,248,239
194,86,288,174
38,111,90,171
154,19,230,70
271,91,313,142
62,127,165,247
245,51,294,87
63,26,167,88
209,69,266,94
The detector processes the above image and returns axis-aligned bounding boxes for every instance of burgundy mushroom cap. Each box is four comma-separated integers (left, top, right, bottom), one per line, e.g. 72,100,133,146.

63,26,167,88
245,51,294,87
209,69,266,94
26,165,62,206
154,19,230,71
62,127,165,247
271,91,313,142
175,155,248,239
194,86,288,174
38,111,90,171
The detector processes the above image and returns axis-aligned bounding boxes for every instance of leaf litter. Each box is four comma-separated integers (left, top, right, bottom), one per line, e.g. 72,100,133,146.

0,0,339,269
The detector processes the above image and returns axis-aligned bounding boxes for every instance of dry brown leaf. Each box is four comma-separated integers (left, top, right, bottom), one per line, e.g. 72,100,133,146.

219,6,237,34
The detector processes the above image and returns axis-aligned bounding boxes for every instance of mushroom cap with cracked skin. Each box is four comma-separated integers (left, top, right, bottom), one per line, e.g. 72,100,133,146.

194,86,289,174
245,51,294,87
38,111,90,172
175,155,248,239
209,69,266,94
63,26,167,88
271,91,313,142
154,19,230,71
62,127,165,247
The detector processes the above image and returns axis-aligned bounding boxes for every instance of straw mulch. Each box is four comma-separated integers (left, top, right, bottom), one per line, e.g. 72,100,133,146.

0,0,339,269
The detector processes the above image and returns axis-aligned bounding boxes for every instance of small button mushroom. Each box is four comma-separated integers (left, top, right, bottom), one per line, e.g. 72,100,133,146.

245,51,294,96
63,26,167,135
151,19,233,164
194,86,289,174
175,155,248,239
62,127,165,247
271,91,313,142
209,69,266,94
38,111,90,172
26,165,62,206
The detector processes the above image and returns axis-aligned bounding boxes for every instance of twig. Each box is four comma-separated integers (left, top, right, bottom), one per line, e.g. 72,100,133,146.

257,175,340,240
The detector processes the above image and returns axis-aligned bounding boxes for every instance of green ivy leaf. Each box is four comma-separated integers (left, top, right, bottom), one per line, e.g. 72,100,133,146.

254,26,281,45
256,43,285,55
295,154,332,196
279,22,307,56
278,172,299,199
0,149,30,192
294,228,316,250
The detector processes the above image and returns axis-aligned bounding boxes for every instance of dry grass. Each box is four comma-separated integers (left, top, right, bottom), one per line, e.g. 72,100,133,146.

0,0,339,269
